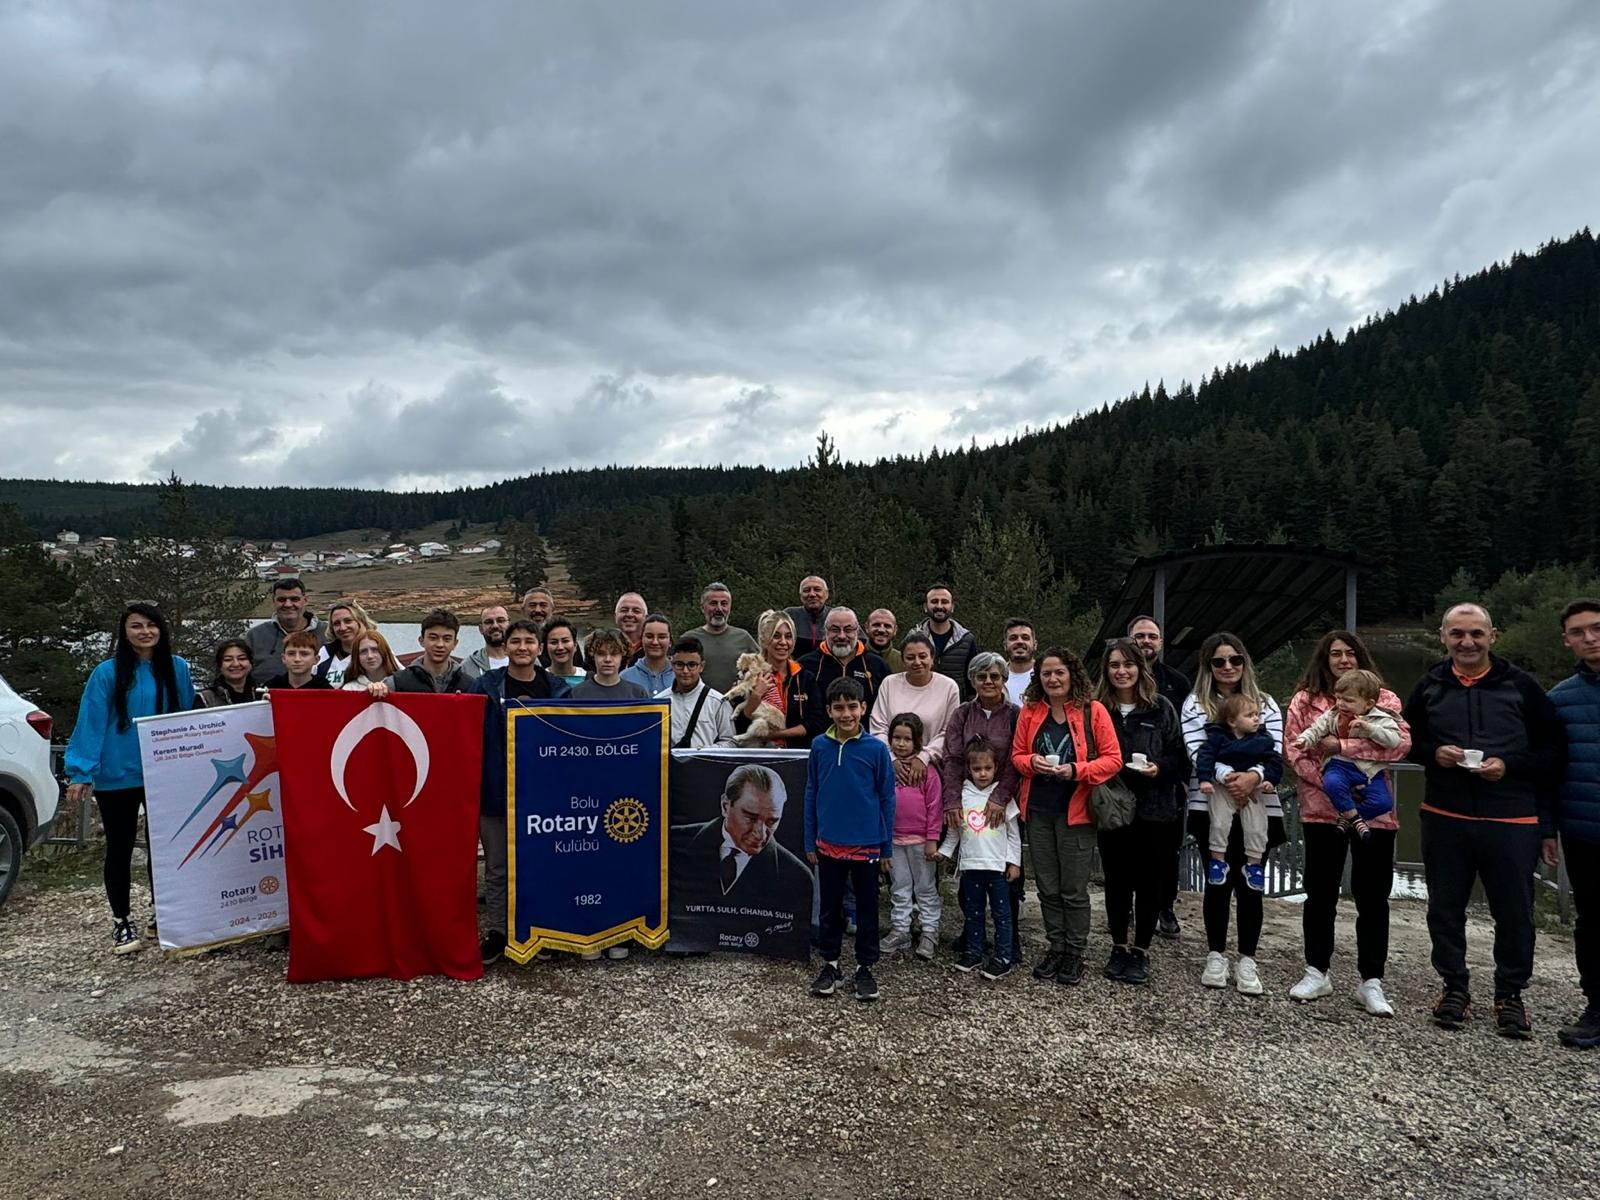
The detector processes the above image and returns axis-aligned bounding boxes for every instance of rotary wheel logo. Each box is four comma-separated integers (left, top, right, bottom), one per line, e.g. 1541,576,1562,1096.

603,797,649,844
258,875,281,895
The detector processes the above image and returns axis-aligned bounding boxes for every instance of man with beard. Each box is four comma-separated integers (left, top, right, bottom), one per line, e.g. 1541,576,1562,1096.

866,608,903,673
1002,617,1036,707
462,604,511,681
691,582,759,693
800,607,890,737
914,584,979,701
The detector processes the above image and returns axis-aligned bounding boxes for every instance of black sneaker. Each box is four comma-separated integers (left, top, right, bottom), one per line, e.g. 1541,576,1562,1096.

980,957,1014,981
1493,992,1532,1040
1432,987,1472,1029
854,965,880,1002
1055,954,1086,986
479,930,506,966
1032,950,1064,981
112,919,143,955
1557,1004,1600,1049
955,950,983,973
1104,946,1130,982
1156,909,1180,940
811,961,843,997
1122,948,1151,986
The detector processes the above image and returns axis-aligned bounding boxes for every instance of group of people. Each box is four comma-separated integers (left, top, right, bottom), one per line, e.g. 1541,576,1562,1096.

59,574,1600,1050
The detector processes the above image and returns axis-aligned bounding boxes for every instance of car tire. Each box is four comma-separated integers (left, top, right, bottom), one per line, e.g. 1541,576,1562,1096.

0,804,23,909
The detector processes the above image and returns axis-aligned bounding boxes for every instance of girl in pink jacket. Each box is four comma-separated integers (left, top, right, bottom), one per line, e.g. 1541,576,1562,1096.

883,713,944,960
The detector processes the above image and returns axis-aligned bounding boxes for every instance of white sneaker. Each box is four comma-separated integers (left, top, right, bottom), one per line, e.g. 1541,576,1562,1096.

1200,951,1230,988
1354,978,1394,1017
580,949,602,962
1235,956,1263,995
605,945,630,960
1290,965,1333,1002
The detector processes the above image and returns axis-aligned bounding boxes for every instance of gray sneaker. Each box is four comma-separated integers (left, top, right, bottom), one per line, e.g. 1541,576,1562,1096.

914,934,937,961
880,930,913,954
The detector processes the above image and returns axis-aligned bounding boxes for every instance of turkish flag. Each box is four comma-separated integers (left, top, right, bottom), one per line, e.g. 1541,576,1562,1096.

271,690,486,983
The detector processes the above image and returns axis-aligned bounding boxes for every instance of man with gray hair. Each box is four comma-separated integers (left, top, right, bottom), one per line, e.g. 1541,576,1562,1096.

689,581,758,693
786,575,834,660
799,606,890,737
1404,601,1563,1039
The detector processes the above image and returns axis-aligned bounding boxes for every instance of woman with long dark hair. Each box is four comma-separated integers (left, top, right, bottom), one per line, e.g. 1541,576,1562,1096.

196,639,256,707
1181,631,1284,995
1094,638,1190,985
1284,629,1410,1015
64,603,194,953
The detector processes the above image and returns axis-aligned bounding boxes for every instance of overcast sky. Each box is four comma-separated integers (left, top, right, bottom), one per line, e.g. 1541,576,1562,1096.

3,0,1597,490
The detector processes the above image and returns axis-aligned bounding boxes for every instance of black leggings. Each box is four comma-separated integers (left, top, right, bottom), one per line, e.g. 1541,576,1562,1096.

1191,810,1263,957
96,787,152,920
1099,818,1179,950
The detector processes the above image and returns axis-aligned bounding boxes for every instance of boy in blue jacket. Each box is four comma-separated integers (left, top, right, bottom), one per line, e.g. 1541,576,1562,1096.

805,677,896,1001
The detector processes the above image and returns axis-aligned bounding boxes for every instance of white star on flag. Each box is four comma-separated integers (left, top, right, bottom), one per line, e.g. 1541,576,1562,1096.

363,805,402,855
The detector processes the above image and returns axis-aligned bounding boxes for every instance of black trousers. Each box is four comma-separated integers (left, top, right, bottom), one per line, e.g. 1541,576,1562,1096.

1195,811,1263,957
1099,818,1178,950
1422,812,1540,996
817,854,881,968
1564,834,1599,1005
1159,802,1185,910
96,787,152,920
1301,823,1396,981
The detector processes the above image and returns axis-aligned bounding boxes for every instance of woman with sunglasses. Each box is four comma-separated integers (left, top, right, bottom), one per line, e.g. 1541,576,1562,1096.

1181,632,1284,995
64,603,195,954
1284,630,1410,1015
938,650,1025,964
1094,638,1191,985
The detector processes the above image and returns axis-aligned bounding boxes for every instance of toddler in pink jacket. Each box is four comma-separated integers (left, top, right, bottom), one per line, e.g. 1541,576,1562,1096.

883,712,943,960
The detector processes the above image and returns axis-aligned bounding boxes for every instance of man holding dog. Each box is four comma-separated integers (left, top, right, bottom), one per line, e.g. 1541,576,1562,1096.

691,581,759,693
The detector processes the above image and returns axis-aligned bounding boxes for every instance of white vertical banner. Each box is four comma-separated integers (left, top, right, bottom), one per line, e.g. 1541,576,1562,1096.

135,702,288,953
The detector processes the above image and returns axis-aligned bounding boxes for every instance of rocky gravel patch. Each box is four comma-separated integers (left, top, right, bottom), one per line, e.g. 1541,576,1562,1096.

2,864,1595,1199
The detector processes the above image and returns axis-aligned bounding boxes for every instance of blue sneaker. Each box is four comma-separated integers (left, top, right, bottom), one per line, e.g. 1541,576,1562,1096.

1206,858,1229,887
1243,863,1266,892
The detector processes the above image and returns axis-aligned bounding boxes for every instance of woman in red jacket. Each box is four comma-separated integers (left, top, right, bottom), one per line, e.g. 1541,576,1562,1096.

1011,646,1122,985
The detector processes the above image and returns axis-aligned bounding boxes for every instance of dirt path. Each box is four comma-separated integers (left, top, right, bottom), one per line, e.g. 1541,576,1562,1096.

2,862,1595,1200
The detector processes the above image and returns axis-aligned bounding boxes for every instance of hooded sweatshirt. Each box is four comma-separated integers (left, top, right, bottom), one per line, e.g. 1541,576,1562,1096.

937,782,1022,873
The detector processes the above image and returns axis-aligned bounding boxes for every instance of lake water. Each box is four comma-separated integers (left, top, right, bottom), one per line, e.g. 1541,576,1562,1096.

249,619,485,660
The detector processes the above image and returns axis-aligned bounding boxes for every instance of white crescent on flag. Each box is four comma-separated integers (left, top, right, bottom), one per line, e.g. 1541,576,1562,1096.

329,703,431,811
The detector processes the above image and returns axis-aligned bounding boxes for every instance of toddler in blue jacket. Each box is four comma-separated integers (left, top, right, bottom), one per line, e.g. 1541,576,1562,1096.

1196,693,1283,892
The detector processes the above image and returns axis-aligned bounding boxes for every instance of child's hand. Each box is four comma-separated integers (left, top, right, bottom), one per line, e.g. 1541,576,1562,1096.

806,851,817,866
1199,781,1214,795
1350,718,1371,737
1005,864,1020,882
922,841,940,862
878,859,893,878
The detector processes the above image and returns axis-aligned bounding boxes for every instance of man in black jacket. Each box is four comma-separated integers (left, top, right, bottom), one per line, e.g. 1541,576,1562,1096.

914,583,979,701
1404,602,1563,1039
1129,615,1192,939
799,607,889,737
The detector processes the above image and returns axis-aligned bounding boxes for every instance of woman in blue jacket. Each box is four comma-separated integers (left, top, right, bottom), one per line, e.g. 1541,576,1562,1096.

64,603,194,954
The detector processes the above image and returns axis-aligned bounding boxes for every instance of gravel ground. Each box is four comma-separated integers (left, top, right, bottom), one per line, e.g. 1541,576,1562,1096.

2,857,1596,1200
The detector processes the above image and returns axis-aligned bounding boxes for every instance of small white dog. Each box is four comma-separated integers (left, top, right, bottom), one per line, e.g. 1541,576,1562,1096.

723,652,788,746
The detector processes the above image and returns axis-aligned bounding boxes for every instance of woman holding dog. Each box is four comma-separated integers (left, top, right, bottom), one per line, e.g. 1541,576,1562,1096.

729,609,811,746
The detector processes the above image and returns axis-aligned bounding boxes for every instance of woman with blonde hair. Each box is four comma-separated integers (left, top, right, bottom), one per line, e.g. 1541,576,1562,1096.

1181,631,1284,995
317,596,376,687
729,609,811,746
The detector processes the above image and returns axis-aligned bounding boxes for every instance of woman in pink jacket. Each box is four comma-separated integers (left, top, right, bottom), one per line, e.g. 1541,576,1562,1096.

1284,630,1411,1016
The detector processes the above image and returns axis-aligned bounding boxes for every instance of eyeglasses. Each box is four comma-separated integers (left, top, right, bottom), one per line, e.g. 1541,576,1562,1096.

670,661,703,670
973,671,1004,682
1210,655,1246,669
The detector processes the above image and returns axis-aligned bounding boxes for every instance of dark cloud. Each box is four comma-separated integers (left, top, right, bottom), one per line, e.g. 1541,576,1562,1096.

1,0,1596,489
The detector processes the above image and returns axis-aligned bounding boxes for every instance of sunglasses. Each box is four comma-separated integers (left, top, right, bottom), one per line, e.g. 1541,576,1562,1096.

1210,655,1246,669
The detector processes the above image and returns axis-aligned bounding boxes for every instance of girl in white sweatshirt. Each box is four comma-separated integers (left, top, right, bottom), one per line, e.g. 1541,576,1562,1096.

937,739,1022,980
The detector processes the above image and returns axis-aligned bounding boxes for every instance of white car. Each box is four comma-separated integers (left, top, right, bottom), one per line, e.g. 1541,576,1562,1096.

0,671,60,907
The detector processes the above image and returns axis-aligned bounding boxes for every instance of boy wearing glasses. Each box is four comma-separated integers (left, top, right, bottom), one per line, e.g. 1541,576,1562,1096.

1195,693,1283,891
661,637,737,749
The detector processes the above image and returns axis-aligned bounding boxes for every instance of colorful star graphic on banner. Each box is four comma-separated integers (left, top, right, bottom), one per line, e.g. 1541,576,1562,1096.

171,753,248,840
214,791,273,853
181,733,278,867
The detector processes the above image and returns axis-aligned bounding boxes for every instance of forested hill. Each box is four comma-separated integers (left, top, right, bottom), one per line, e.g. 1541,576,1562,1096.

4,229,1598,626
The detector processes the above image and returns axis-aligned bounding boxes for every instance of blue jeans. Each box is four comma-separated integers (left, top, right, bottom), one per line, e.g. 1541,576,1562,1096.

960,869,1014,964
1322,758,1394,820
